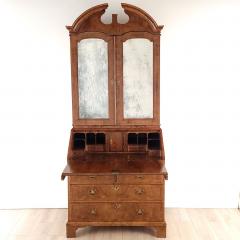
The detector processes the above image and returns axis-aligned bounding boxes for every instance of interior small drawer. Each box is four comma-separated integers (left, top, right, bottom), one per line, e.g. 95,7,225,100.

69,175,115,185
117,174,164,184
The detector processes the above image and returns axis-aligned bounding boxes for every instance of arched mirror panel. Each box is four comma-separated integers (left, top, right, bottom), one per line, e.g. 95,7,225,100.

123,38,153,119
78,39,109,119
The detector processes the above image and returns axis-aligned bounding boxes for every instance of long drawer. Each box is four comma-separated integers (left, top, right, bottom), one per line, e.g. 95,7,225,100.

69,174,164,185
69,202,164,222
70,184,163,202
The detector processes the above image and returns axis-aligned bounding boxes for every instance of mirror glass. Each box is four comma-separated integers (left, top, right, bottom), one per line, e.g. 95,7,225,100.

78,38,109,119
123,38,153,118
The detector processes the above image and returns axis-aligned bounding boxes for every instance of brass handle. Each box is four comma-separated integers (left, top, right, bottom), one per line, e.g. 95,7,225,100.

137,175,144,180
90,209,96,215
114,203,121,209
135,188,144,195
114,174,117,183
113,185,120,191
89,188,96,195
137,209,144,215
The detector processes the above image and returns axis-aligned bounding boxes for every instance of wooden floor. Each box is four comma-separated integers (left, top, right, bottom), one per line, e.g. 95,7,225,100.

0,208,239,240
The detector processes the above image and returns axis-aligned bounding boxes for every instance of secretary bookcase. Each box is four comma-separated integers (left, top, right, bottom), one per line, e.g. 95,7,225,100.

61,3,168,238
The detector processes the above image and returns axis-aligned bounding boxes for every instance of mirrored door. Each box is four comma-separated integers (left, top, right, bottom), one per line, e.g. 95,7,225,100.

116,32,160,125
71,33,115,125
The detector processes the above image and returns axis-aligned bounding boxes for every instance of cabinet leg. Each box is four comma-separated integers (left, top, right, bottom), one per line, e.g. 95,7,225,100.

66,223,77,238
154,226,166,238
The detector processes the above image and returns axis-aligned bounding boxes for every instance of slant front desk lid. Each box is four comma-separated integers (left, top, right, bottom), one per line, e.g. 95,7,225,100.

61,153,167,179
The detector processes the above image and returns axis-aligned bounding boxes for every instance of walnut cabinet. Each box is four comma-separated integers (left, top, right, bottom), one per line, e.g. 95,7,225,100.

61,3,168,238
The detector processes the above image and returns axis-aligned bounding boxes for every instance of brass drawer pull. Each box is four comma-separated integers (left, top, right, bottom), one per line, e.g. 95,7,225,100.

114,203,121,209
136,209,144,215
89,188,96,195
135,188,144,195
90,209,96,215
113,185,120,191
136,175,144,179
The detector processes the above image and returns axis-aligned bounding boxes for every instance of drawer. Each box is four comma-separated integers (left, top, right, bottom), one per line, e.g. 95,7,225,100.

117,174,163,184
69,175,115,185
69,202,164,222
70,185,163,202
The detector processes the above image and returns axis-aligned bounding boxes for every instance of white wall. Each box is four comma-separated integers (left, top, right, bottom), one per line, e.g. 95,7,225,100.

0,0,239,208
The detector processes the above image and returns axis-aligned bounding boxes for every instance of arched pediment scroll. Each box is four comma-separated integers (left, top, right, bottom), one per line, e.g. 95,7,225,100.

66,4,108,33
121,3,163,33
66,3,163,35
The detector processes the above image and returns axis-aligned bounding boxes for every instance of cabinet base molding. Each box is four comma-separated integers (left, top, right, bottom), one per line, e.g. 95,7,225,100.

66,221,166,238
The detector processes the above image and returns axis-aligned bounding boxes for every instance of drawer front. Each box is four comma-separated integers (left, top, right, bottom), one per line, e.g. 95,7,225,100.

69,202,164,222
117,175,163,184
69,175,115,185
70,185,163,202
109,132,123,152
